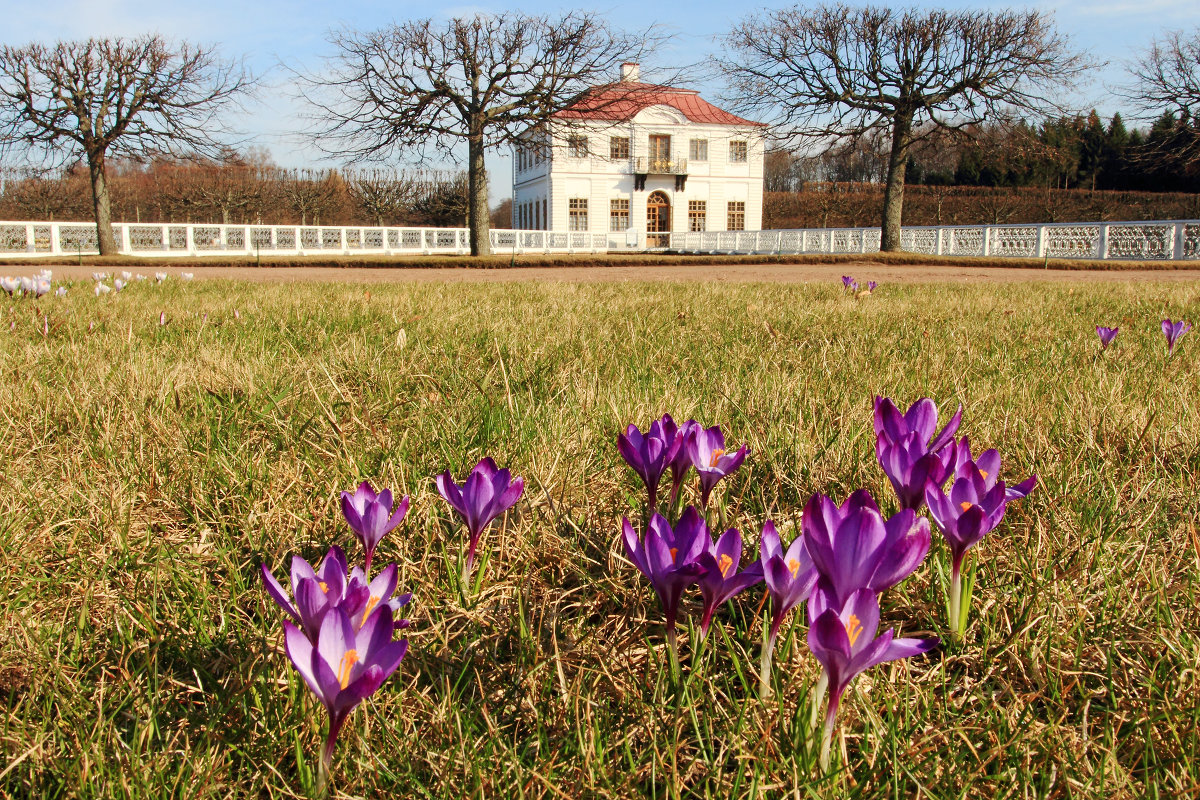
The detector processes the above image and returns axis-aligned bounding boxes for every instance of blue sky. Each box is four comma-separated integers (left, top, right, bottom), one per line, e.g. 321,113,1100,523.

6,0,1199,200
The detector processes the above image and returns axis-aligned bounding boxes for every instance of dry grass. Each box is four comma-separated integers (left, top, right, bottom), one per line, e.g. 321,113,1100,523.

3,250,1200,272
0,275,1197,798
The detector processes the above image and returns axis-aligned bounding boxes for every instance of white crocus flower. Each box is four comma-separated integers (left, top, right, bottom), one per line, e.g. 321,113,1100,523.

155,272,168,283
95,283,111,296
114,279,126,292
55,286,68,297
135,274,147,281
121,271,133,280
181,273,194,281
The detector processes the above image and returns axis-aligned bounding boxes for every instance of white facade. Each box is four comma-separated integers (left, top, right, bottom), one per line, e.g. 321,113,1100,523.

511,84,765,249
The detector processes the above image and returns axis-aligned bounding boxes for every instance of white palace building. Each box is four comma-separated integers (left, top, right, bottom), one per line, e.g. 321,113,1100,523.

511,64,765,249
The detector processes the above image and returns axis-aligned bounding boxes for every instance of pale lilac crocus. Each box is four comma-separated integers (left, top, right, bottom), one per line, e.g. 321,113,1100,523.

55,286,67,297
695,527,763,640
686,425,749,509
94,283,111,296
621,508,708,670
617,418,680,510
1096,326,1118,350
341,481,410,573
925,468,1008,638
1162,319,1192,355
758,520,818,697
159,311,167,326
284,606,409,790
808,588,937,769
435,457,524,584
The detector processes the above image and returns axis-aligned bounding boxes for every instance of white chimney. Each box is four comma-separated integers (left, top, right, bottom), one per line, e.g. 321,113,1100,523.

621,62,640,83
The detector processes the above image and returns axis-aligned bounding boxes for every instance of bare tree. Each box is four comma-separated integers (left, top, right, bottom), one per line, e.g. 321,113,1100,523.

720,5,1088,250
0,35,251,254
301,12,663,255
344,169,418,226
1127,29,1200,170
278,169,345,226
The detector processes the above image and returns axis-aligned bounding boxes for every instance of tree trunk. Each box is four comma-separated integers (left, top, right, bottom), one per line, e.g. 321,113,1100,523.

880,113,914,252
467,127,491,257
88,153,118,256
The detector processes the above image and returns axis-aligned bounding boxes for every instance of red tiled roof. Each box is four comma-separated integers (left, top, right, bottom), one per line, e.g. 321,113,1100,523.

554,83,764,127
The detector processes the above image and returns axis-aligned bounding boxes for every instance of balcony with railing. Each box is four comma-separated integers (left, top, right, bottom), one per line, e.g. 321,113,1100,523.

633,156,688,190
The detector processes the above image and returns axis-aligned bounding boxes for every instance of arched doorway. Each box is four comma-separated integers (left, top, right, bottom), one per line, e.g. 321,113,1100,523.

646,191,671,248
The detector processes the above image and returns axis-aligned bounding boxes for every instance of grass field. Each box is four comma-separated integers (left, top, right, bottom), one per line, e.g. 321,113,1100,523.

1,274,1198,798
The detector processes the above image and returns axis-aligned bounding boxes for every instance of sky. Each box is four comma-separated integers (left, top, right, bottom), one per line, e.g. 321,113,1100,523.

4,0,1199,202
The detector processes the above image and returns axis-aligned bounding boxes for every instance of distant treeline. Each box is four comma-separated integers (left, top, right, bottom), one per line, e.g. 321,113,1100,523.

766,110,1200,195
0,154,499,228
764,185,1200,230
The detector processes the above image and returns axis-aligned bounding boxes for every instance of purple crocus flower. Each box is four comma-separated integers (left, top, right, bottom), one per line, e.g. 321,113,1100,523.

284,606,409,788
925,470,1008,638
801,490,931,611
874,396,962,510
952,437,1037,502
436,457,524,583
660,414,700,505
867,280,878,293
620,507,708,668
341,481,410,573
1096,326,1118,350
686,425,749,509
808,588,937,769
758,520,818,697
695,527,763,639
618,417,681,510
1162,319,1192,355
841,275,854,291
261,546,351,640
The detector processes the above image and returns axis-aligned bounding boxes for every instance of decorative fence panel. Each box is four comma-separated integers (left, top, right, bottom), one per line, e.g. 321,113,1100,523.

2,219,1199,260
0,221,611,257
670,220,1200,261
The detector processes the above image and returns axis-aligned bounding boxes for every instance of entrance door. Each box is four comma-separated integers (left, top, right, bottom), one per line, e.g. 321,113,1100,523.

646,191,671,248
648,135,671,172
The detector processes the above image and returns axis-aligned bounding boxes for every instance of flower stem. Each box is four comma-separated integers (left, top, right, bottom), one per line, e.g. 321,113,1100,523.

666,624,680,684
820,695,841,772
949,563,963,640
317,715,343,798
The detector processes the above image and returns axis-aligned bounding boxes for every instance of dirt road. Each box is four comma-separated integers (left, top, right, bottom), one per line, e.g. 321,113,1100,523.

23,262,1200,285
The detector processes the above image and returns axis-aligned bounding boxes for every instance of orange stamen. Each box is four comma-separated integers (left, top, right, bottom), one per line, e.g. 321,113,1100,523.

960,501,973,512
337,650,359,689
709,448,725,467
978,469,989,480
718,554,734,578
669,547,678,564
318,581,329,593
786,558,801,578
846,615,863,646
360,596,380,627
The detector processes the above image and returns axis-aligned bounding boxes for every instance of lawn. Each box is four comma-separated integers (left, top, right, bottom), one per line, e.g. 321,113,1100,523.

1,275,1198,798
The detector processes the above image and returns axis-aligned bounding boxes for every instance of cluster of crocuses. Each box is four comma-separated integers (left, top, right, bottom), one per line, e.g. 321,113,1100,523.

840,275,878,294
1095,319,1191,354
618,398,1035,769
1,270,55,298
261,458,523,790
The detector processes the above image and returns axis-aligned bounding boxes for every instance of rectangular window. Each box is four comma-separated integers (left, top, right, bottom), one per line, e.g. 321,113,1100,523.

610,136,630,160
568,135,589,159
727,201,745,231
688,200,706,232
541,199,547,230
729,140,748,163
610,198,630,231
689,139,708,161
569,198,589,231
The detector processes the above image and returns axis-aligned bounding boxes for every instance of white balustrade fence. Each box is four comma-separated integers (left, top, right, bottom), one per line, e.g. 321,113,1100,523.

669,220,1200,261
2,218,1199,261
0,221,614,257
